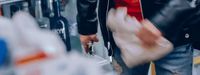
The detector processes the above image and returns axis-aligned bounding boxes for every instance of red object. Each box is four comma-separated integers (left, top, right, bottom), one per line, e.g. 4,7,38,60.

114,0,143,21
0,6,2,16
15,51,48,66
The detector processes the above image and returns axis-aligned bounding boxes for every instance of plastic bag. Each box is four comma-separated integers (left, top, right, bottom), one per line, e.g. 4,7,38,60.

0,11,115,75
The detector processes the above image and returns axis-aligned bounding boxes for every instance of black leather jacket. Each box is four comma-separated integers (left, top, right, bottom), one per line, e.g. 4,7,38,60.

77,0,200,50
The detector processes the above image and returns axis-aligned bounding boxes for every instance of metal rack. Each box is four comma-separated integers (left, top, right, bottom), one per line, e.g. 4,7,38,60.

0,0,23,5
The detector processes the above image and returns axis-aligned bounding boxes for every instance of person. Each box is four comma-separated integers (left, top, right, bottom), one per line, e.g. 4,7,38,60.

77,0,199,75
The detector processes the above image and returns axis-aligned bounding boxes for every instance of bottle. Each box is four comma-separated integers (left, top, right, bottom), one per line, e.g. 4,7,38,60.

35,0,50,29
49,0,71,51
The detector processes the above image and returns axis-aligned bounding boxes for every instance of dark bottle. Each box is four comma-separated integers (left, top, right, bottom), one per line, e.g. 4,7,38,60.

49,0,71,51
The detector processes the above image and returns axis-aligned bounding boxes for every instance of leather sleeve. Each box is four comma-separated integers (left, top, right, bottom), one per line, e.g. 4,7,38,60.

77,0,98,35
148,0,196,37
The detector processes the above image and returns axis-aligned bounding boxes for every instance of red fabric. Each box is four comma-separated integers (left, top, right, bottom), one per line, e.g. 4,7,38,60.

114,0,143,21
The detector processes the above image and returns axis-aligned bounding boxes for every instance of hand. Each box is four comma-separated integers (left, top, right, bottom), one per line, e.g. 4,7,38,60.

80,34,99,53
136,20,162,47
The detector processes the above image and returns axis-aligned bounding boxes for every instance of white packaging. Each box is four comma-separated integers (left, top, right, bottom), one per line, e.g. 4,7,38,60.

10,12,66,62
15,52,114,75
0,11,115,75
0,11,66,72
0,17,20,50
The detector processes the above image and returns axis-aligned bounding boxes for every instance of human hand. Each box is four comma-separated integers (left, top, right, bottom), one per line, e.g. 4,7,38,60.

136,20,162,47
80,34,99,53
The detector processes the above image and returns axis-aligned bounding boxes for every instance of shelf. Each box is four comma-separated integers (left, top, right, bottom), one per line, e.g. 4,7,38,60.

0,0,23,5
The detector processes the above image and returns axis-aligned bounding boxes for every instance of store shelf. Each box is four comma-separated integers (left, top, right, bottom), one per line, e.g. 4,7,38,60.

0,0,23,5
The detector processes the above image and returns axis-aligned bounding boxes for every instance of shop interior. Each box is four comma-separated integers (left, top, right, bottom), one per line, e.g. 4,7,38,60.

0,0,200,75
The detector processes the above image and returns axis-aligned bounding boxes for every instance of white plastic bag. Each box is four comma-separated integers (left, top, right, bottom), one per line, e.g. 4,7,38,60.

0,11,115,75
107,7,173,68
0,11,66,67
0,17,20,49
11,12,66,61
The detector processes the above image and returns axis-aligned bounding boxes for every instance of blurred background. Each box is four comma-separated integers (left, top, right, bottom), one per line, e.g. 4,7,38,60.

0,0,200,75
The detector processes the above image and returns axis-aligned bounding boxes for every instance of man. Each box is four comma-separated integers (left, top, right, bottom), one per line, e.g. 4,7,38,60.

77,0,198,75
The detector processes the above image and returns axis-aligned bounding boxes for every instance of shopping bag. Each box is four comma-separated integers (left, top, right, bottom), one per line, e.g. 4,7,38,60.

107,7,173,68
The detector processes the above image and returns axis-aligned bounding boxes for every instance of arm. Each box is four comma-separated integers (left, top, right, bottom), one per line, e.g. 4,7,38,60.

137,0,196,46
77,0,99,51
77,0,98,35
148,0,196,37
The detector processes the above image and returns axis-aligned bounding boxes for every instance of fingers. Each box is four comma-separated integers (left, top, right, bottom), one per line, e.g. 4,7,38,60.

79,34,99,53
136,27,156,45
141,20,162,37
80,35,91,52
136,20,162,47
83,44,89,53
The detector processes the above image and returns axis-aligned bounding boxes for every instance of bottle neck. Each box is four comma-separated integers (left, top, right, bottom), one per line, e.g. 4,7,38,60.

35,0,44,19
52,0,61,17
